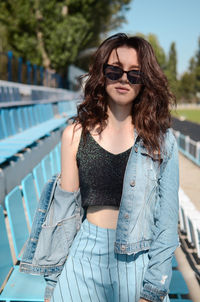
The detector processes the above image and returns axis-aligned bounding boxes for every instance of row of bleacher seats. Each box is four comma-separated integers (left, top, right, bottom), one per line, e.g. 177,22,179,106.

0,141,192,301
0,86,21,102
0,82,79,103
31,89,63,101
0,100,76,165
0,104,54,139
0,142,61,301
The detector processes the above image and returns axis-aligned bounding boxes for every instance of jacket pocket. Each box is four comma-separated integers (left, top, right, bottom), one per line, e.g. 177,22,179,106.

33,214,77,266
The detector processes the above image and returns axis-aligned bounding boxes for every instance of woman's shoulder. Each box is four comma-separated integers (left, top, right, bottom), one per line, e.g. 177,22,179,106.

162,128,177,157
62,122,82,147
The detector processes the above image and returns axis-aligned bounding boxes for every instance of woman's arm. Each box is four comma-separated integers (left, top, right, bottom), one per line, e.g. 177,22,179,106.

44,123,81,301
140,135,180,302
60,123,80,191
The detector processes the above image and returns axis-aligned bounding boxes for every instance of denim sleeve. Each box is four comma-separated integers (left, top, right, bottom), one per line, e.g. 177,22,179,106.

140,138,180,302
44,272,61,300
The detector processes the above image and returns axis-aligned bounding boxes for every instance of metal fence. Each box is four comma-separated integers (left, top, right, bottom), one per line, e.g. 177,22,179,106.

0,51,64,88
173,130,200,167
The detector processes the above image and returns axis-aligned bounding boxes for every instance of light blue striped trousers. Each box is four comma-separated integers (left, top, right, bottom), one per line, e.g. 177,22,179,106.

51,218,170,302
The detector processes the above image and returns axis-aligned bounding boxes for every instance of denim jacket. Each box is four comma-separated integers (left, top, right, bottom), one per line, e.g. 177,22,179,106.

20,127,180,302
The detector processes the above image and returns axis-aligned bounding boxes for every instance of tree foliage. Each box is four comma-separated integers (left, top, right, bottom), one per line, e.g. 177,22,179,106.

165,42,178,96
178,37,200,102
0,0,131,74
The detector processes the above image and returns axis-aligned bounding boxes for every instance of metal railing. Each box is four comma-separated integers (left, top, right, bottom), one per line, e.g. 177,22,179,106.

0,51,64,88
173,130,200,167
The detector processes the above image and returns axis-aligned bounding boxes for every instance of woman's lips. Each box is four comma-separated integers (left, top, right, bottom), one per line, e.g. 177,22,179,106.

115,86,129,93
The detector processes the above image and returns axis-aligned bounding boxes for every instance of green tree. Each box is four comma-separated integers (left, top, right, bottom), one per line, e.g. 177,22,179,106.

167,42,177,79
165,42,178,96
147,33,166,69
0,0,131,74
194,37,200,93
189,57,196,73
178,72,195,102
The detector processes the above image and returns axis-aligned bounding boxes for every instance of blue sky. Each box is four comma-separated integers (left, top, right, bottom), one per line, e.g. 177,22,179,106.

109,0,200,76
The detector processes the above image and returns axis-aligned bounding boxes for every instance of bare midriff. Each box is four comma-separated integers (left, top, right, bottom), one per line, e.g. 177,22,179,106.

86,206,119,229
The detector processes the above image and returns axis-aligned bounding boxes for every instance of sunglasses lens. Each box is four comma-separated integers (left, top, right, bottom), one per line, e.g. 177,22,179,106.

128,71,143,84
104,66,123,81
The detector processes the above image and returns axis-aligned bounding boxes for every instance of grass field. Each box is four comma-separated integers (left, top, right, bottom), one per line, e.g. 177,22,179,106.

171,109,200,124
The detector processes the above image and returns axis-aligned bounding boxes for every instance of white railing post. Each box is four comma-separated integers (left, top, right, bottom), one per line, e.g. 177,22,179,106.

173,130,180,148
196,141,200,164
185,135,190,154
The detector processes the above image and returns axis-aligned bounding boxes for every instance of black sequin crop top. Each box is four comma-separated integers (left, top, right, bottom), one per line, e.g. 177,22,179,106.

76,131,132,209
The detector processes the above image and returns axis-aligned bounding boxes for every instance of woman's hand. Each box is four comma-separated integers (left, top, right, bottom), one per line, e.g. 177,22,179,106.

44,300,50,302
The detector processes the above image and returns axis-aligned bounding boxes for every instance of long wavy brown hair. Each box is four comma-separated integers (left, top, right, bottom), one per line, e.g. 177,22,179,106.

74,33,176,159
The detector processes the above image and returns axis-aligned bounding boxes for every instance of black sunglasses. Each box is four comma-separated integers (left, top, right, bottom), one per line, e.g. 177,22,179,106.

103,64,143,85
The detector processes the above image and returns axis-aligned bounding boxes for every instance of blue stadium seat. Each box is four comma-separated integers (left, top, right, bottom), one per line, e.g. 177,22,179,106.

55,143,61,173
1,87,10,102
0,205,45,301
172,254,178,268
16,107,25,132
170,300,192,302
0,110,6,140
13,87,21,101
41,154,53,182
5,186,29,260
170,270,189,295
21,173,39,227
50,147,59,175
33,162,45,199
1,109,13,137
0,112,67,164
58,100,76,118
10,108,19,135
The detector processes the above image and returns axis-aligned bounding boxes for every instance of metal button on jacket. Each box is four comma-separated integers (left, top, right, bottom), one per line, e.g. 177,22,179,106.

134,146,138,153
121,245,126,251
130,180,135,187
124,213,129,219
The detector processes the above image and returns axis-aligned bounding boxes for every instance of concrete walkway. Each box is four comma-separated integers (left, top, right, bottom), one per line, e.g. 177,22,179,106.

179,152,200,211
175,151,200,301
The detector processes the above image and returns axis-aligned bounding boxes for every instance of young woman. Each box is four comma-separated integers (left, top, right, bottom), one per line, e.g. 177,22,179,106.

45,33,179,302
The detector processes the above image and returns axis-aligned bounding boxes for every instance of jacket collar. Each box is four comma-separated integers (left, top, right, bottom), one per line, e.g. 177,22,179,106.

134,127,165,160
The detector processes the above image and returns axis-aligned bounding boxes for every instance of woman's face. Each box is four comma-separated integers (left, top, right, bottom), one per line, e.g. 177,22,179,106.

105,46,142,107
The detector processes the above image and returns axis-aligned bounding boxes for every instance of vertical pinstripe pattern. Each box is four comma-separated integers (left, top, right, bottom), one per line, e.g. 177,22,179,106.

72,258,83,302
116,253,121,302
73,230,83,258
82,222,90,258
52,219,167,302
141,252,145,294
108,267,114,297
88,258,101,302
79,258,92,302
99,250,108,302
107,229,109,269
90,225,97,261
64,264,73,301
125,255,130,302
134,256,137,301
58,279,64,302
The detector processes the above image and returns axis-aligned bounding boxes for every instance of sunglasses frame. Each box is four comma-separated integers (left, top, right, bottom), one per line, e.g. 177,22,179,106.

103,63,144,85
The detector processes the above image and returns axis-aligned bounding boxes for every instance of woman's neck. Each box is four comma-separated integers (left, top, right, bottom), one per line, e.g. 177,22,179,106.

107,102,133,131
